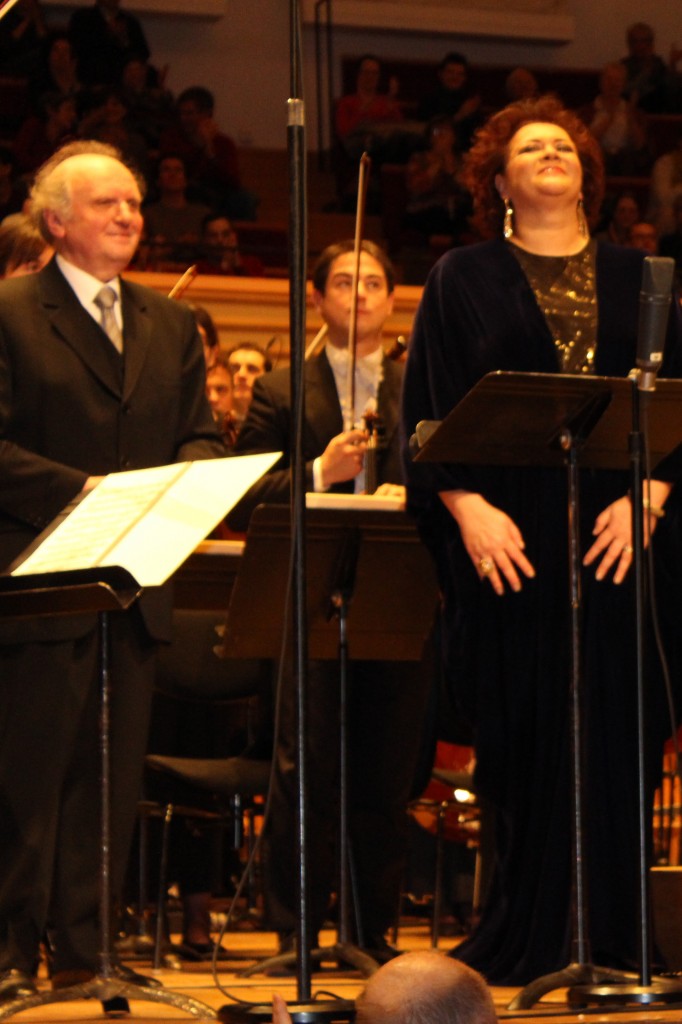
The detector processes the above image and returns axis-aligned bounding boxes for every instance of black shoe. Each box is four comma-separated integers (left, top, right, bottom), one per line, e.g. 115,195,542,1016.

102,995,130,1016
178,939,218,961
362,934,402,964
0,969,37,1004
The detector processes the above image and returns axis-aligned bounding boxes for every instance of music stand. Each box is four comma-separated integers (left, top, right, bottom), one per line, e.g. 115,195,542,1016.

217,504,439,1022
413,370,682,1011
0,567,218,1021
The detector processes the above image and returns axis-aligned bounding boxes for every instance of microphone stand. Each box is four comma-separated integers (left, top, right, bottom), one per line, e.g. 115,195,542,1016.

218,1,355,1019
566,374,682,1008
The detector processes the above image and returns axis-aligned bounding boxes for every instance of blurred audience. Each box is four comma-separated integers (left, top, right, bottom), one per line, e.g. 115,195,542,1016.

595,190,641,245
143,155,210,266
585,62,651,175
335,53,407,164
0,0,47,76
659,195,682,286
648,137,682,236
620,21,674,113
0,150,28,222
0,213,53,278
159,86,258,220
78,86,150,184
69,0,150,87
120,55,175,149
629,220,659,254
13,92,77,176
403,116,471,243
29,31,83,115
417,52,482,149
504,67,539,104
195,214,265,277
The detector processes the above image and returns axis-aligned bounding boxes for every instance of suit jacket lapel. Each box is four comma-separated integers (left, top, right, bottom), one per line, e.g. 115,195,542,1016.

307,350,344,447
378,356,401,445
38,259,123,398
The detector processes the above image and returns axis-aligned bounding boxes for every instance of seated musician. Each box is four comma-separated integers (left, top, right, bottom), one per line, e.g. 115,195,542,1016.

226,240,432,964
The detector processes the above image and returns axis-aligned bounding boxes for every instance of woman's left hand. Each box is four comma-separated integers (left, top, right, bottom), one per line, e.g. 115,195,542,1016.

583,494,640,584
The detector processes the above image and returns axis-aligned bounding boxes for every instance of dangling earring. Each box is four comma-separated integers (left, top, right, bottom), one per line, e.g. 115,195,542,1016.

503,198,514,239
577,197,588,238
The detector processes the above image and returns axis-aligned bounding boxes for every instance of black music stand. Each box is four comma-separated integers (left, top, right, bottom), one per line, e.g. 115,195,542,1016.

413,370,682,1011
217,504,439,1023
0,566,218,1021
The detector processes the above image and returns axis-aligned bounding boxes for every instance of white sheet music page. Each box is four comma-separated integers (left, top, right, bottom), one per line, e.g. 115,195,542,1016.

11,452,279,586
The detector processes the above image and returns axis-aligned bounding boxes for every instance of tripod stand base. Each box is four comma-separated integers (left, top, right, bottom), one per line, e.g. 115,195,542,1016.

568,979,682,1008
240,941,378,978
219,999,356,1023
507,961,640,1010
0,977,218,1021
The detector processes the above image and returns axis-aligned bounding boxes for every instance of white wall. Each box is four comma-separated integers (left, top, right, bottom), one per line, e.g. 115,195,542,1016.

46,1,682,150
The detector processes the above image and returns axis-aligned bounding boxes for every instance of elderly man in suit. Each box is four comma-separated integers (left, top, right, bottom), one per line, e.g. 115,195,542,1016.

228,240,432,964
0,140,223,1006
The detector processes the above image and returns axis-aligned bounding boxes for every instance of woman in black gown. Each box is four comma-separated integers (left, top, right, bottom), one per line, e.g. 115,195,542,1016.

401,96,682,985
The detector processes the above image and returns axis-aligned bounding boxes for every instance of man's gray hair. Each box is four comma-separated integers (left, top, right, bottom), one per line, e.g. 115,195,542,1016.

29,140,145,243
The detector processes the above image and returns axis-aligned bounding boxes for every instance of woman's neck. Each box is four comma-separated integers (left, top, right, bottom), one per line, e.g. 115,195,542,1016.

511,206,586,256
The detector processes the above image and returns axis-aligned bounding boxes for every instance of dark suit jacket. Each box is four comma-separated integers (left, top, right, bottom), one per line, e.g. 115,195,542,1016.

227,348,404,532
0,258,224,642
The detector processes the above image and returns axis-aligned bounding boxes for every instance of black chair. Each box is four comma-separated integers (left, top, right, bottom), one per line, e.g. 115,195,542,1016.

132,610,272,967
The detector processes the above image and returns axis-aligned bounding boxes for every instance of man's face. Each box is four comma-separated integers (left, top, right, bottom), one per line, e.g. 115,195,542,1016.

203,217,236,250
314,250,394,354
45,155,142,281
178,100,203,135
440,61,466,91
228,347,266,408
205,364,232,418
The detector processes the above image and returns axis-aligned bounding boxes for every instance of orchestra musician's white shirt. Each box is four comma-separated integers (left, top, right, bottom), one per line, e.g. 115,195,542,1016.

312,342,384,493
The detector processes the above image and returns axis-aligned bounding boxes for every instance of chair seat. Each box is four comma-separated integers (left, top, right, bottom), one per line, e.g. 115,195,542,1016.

145,754,270,798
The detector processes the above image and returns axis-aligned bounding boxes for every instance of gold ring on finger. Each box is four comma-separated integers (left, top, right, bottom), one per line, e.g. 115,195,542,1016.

479,557,494,576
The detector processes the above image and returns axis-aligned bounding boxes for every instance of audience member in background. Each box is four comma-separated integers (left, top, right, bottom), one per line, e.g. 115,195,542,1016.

647,137,682,236
0,213,53,278
0,150,28,222
417,52,482,149
190,304,220,371
205,351,237,449
159,87,258,220
629,220,659,254
659,195,682,285
143,155,210,266
226,342,271,435
504,67,539,104
195,214,265,278
335,54,405,163
271,951,497,1024
0,0,47,76
120,55,175,150
30,31,83,116
620,21,673,113
595,190,640,245
69,0,150,87
403,115,471,244
585,62,650,175
13,93,78,176
78,87,150,186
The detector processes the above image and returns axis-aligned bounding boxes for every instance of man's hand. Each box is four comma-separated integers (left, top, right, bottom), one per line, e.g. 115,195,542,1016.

319,428,367,488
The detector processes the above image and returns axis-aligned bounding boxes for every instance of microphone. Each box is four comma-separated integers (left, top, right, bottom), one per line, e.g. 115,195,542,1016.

636,256,675,392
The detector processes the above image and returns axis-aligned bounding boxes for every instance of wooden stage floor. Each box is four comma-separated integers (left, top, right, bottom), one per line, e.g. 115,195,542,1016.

7,924,682,1024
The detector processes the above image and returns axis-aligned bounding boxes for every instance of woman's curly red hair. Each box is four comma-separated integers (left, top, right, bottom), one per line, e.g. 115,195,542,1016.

461,95,605,239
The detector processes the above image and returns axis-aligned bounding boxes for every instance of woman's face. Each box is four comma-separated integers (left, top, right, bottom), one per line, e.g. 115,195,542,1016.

495,121,583,213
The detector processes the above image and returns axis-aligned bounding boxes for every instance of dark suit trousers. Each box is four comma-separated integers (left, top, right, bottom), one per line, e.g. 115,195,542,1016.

264,653,432,939
0,610,156,974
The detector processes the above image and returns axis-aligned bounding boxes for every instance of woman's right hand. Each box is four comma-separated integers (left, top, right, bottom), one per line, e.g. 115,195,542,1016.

439,489,536,595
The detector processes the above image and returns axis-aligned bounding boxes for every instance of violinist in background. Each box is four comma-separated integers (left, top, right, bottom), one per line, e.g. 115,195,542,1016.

227,240,433,964
205,351,238,449
225,342,271,436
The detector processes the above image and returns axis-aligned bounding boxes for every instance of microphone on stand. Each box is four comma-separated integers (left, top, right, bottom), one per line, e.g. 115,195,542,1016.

636,256,675,392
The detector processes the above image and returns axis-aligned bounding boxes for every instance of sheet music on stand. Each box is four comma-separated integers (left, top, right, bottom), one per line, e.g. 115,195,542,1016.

7,452,279,588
